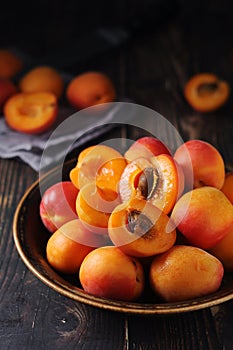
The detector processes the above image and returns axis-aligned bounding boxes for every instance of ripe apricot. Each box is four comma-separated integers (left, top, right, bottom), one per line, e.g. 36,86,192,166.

0,49,23,79
79,246,145,301
46,219,99,274
221,172,233,205
76,182,119,234
66,71,116,110
119,154,184,215
149,245,224,302
108,197,176,257
209,226,233,271
70,146,96,189
184,73,230,112
4,92,58,134
19,66,64,99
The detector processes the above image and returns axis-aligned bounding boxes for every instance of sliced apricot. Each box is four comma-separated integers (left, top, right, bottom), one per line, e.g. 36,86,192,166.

4,92,58,134
108,197,176,257
76,181,119,234
184,73,230,112
119,154,184,214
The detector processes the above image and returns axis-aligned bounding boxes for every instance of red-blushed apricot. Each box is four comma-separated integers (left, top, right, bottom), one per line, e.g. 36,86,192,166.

79,246,145,301
184,73,230,112
108,197,176,257
66,71,116,110
174,139,225,190
0,78,17,111
19,66,64,99
40,181,79,233
221,172,233,205
124,136,171,162
149,245,224,302
4,92,58,134
209,226,233,271
0,49,23,79
171,187,233,249
46,219,99,274
119,154,184,215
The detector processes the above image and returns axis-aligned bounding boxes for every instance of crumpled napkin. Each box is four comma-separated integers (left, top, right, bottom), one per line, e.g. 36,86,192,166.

0,102,128,172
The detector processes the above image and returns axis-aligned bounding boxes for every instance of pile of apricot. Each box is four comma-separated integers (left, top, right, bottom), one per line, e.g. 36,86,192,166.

0,48,116,134
40,136,233,303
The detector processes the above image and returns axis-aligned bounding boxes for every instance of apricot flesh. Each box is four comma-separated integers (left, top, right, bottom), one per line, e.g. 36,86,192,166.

149,245,224,302
108,197,176,257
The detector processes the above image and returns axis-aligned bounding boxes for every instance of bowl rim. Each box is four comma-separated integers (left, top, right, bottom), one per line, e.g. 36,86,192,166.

13,159,233,315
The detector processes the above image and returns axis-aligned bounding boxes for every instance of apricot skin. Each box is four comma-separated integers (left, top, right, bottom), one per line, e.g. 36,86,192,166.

171,187,233,249
149,245,224,302
209,226,233,271
221,172,233,205
174,139,225,190
79,246,145,301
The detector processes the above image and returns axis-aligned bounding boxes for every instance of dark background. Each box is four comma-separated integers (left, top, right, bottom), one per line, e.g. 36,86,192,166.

1,0,233,73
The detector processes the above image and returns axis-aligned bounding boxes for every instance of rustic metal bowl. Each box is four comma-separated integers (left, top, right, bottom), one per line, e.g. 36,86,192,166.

13,158,233,315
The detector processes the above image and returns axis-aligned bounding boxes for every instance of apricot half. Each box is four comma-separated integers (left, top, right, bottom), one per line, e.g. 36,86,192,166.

184,73,230,112
4,92,58,134
108,197,176,257
119,154,184,214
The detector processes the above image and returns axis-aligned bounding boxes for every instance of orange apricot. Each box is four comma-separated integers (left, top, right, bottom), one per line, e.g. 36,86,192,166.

119,154,184,214
221,172,233,205
209,226,233,271
66,71,116,110
0,49,23,79
46,219,97,274
108,197,176,257
76,182,119,234
19,66,64,99
4,92,58,134
184,73,230,112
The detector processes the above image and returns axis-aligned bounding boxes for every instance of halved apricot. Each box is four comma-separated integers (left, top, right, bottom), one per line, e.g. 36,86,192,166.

4,92,58,134
184,73,230,112
70,146,96,189
108,197,176,257
119,154,184,214
76,181,120,234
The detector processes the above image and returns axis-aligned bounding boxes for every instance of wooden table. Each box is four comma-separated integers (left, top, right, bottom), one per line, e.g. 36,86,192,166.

1,2,233,349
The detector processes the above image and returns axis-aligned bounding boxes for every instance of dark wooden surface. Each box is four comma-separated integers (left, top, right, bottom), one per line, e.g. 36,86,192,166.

1,1,233,349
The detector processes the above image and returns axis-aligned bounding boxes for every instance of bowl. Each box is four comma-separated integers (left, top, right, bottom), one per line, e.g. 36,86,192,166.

13,158,233,315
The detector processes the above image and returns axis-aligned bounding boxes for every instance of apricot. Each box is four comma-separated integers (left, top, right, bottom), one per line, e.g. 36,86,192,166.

174,139,225,190
0,49,23,79
221,172,233,205
66,71,116,110
0,78,17,111
124,136,171,162
4,92,58,134
149,245,224,302
108,197,176,257
76,182,118,234
69,145,96,189
79,246,145,301
184,73,230,112
119,154,184,215
171,186,233,249
209,226,233,271
46,219,97,274
19,66,64,99
73,144,126,200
